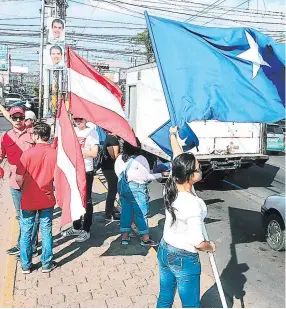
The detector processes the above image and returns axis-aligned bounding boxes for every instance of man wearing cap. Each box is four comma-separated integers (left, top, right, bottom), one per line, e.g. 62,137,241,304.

0,104,37,129
0,107,38,255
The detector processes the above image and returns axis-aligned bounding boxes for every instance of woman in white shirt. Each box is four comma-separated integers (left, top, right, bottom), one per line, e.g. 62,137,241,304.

115,139,164,246
157,127,216,308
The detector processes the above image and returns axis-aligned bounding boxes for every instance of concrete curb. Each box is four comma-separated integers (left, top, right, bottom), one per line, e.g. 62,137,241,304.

0,164,18,308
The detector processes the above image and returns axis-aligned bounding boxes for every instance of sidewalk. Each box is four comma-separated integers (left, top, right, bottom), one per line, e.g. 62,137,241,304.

3,173,219,308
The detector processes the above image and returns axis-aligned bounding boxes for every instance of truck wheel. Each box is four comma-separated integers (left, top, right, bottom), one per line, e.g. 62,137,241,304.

265,214,285,251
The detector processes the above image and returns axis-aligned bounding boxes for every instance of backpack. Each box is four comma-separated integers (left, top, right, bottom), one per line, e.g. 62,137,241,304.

93,146,104,175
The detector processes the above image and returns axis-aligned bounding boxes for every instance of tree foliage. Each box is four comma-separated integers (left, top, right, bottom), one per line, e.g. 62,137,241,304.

131,29,154,63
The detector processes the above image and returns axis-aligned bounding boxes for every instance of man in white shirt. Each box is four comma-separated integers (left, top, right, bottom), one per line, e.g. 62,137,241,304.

62,117,99,242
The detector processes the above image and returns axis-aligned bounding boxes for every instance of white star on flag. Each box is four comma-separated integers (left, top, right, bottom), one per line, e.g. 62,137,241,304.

177,133,188,147
237,30,270,79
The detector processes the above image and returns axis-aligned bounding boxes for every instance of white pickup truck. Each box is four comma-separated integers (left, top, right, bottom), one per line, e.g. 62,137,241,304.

124,63,269,182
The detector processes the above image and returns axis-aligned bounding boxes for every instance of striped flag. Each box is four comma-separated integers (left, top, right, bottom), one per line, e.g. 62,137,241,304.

66,47,137,146
54,101,86,227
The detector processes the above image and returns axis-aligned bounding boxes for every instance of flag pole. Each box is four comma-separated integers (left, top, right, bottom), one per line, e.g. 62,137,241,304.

202,224,228,308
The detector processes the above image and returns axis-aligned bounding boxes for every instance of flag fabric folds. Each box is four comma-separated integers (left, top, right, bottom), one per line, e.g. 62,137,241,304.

54,101,86,227
66,47,137,147
145,12,285,126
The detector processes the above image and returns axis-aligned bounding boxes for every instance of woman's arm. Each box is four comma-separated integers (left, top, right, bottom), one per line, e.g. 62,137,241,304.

169,126,183,158
107,145,120,160
0,105,12,123
130,156,163,182
82,145,99,158
185,203,216,253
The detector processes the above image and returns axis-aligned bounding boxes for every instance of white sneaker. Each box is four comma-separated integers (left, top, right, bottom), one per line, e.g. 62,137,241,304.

62,227,82,237
74,231,90,243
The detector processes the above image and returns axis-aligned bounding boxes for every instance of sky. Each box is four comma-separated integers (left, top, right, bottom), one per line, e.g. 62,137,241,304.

0,0,284,73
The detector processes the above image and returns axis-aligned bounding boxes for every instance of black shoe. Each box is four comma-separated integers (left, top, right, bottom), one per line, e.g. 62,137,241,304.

7,246,19,255
113,207,121,215
140,239,159,247
22,265,34,274
42,261,57,273
105,213,120,222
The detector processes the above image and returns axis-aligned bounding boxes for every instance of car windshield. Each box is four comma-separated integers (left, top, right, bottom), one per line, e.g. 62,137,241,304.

6,94,21,99
267,125,283,134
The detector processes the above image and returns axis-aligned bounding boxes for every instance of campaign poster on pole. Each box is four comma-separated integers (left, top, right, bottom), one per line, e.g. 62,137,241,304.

47,17,65,44
43,45,65,69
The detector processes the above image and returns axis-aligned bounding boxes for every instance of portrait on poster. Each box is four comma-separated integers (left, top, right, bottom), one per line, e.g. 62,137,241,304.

47,17,65,44
44,45,65,69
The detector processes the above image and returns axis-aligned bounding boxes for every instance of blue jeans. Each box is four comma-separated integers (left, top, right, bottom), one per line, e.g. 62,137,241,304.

119,181,149,235
157,239,201,308
20,208,54,270
10,187,39,251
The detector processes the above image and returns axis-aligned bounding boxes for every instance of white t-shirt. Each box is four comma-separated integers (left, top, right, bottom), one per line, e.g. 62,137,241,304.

115,154,162,184
75,127,99,172
163,189,207,253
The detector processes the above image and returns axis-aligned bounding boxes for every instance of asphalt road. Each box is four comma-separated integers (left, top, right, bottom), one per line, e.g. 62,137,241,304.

0,116,12,133
148,153,285,308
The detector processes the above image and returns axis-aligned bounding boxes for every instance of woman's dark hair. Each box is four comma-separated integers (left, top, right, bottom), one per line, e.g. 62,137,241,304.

121,138,141,163
164,153,196,225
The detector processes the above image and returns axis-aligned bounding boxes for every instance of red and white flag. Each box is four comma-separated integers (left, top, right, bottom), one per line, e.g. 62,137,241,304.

54,101,86,227
66,47,137,146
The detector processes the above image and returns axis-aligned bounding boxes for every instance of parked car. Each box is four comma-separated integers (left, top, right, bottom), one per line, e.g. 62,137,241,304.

22,94,34,101
261,194,285,251
4,93,24,106
267,124,285,154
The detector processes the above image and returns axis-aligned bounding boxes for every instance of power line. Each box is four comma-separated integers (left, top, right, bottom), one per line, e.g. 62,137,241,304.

69,0,145,19
68,16,145,25
203,0,250,25
73,0,285,25
185,0,227,22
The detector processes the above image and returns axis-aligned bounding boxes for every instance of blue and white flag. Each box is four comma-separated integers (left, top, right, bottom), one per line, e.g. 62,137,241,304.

145,12,285,155
96,126,107,146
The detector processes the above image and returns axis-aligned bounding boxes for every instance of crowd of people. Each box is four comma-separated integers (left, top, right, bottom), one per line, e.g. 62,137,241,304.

0,105,216,308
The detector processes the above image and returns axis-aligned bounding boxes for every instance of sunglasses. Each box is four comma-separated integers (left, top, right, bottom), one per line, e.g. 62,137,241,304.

11,116,25,121
74,118,83,121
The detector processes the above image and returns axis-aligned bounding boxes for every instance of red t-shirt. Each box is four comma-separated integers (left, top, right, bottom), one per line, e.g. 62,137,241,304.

17,143,57,210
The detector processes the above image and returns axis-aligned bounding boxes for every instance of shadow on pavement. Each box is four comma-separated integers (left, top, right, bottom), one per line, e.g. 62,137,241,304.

224,164,280,190
201,207,264,308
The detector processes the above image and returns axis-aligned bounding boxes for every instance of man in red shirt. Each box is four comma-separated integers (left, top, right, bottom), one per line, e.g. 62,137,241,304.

0,106,38,256
16,122,57,274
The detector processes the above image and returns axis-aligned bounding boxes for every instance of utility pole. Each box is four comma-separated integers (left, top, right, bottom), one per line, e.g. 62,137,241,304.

38,0,45,119
51,0,68,119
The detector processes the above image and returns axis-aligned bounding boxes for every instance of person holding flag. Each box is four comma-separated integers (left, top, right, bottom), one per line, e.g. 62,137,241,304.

62,116,99,242
157,126,216,308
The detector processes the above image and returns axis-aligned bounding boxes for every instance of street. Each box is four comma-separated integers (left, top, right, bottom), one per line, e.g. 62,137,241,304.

148,153,285,308
0,113,284,307
0,116,12,133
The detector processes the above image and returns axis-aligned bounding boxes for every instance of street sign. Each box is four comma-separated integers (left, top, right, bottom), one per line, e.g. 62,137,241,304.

0,45,8,71
11,66,29,74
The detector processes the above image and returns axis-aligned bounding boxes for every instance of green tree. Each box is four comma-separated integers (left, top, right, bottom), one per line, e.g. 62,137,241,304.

131,29,154,63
